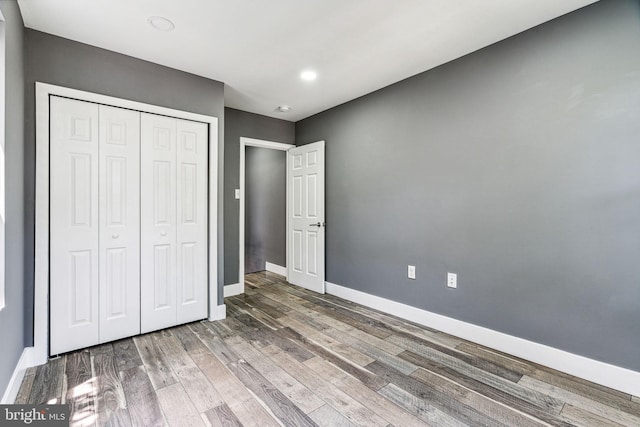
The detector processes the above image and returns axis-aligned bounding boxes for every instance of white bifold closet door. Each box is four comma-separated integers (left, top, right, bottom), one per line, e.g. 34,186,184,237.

50,97,141,355
50,97,208,355
140,113,208,333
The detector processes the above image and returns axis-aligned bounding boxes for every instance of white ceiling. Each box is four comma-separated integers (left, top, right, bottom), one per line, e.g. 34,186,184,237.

18,0,599,122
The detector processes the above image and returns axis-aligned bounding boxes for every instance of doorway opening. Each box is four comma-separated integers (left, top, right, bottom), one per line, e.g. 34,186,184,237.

236,138,294,295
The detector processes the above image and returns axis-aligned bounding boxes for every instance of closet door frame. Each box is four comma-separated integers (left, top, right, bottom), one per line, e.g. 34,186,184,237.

33,82,222,365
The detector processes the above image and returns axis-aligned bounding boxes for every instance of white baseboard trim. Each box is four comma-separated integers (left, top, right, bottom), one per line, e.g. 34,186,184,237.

208,304,227,321
325,281,640,396
265,262,287,278
224,283,243,298
2,347,34,403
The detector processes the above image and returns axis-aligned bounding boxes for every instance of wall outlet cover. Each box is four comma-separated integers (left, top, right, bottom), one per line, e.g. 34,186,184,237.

447,272,457,288
408,265,416,279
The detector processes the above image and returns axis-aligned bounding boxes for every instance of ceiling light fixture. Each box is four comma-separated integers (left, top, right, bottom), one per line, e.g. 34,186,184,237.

275,105,292,113
148,16,175,32
300,70,317,81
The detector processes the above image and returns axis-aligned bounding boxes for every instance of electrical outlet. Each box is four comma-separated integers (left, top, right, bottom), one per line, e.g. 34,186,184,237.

235,189,240,199
408,265,416,280
447,272,457,288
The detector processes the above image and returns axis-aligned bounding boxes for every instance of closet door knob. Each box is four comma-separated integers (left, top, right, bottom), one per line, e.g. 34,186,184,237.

160,231,167,236
112,234,119,239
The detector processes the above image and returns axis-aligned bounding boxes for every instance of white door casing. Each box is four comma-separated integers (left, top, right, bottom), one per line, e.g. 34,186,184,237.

176,120,208,323
287,141,326,294
98,105,141,343
50,97,100,354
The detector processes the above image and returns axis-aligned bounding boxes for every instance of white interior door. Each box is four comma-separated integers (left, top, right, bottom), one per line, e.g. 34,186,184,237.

98,105,141,342
50,96,100,354
140,113,178,333
176,119,208,323
287,141,325,293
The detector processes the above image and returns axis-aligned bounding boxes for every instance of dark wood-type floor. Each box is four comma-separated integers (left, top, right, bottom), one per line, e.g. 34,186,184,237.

16,271,640,426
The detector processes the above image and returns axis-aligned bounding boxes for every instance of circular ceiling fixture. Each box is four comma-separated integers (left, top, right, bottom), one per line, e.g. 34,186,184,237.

300,70,317,81
148,16,175,32
275,105,292,113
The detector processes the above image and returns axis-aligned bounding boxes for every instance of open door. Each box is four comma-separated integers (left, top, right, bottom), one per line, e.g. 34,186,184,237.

287,141,325,293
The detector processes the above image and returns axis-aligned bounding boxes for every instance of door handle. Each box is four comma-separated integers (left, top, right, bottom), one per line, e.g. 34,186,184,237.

309,222,326,227
160,231,167,236
112,234,119,239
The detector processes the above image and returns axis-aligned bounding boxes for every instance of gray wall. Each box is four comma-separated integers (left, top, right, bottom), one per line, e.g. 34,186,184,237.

224,108,294,285
245,147,286,273
0,0,25,394
296,0,640,371
24,29,226,340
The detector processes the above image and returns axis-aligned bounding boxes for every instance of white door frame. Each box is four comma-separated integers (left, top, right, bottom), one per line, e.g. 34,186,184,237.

232,137,294,296
32,82,221,366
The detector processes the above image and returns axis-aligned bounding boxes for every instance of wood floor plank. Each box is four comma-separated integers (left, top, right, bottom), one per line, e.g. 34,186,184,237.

14,368,36,404
228,298,284,330
190,321,242,366
320,327,419,375
133,334,178,390
188,347,254,409
308,404,358,427
264,344,390,427
28,356,65,404
519,375,640,426
155,332,224,412
389,336,565,413
411,367,547,427
93,352,132,427
119,366,166,427
278,326,389,391
228,358,318,426
227,397,281,427
304,356,427,426
112,339,143,372
377,383,462,427
307,313,406,357
279,314,375,367
388,333,523,382
366,360,508,426
399,350,572,426
156,382,205,427
65,350,96,426
561,403,626,427
528,367,640,416
201,403,243,427
233,313,315,362
226,335,325,414
455,342,535,376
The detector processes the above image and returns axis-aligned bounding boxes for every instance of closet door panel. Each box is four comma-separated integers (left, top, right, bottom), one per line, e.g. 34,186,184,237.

50,97,100,355
99,105,141,343
176,120,208,323
140,113,178,333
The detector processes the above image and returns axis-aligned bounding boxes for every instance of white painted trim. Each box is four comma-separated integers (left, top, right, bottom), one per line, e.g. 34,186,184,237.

208,304,227,321
1,347,33,403
265,262,287,278
224,283,243,298
239,137,294,295
35,82,219,364
325,281,640,396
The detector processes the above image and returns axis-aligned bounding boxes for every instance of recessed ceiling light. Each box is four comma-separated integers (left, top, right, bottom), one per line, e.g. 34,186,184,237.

300,70,317,81
148,16,175,32
275,105,292,113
